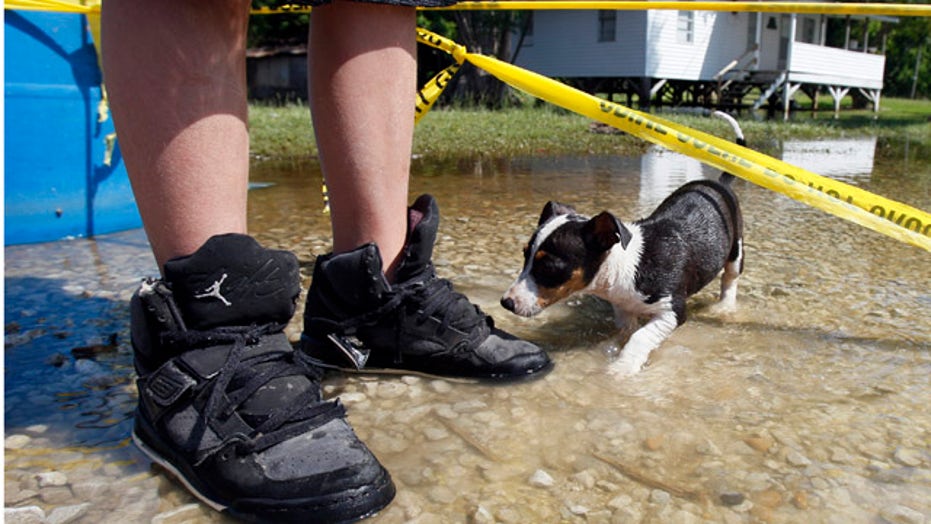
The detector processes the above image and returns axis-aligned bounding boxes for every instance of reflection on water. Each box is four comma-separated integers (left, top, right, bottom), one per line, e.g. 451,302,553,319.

781,136,878,182
5,137,930,523
639,148,710,208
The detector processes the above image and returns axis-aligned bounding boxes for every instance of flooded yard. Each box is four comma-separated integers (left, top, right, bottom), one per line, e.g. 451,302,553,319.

5,136,930,523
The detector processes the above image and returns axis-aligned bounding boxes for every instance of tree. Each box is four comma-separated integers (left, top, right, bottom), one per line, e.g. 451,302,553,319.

248,2,310,49
416,12,459,97
885,16,930,98
418,11,531,108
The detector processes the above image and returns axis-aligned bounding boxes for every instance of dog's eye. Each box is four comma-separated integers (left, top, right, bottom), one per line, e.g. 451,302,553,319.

538,254,566,272
532,253,572,287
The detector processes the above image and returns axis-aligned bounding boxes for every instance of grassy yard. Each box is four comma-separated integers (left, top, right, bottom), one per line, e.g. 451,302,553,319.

249,96,931,160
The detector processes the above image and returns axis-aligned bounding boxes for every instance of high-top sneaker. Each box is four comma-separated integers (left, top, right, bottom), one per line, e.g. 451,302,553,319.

301,195,553,381
130,233,394,523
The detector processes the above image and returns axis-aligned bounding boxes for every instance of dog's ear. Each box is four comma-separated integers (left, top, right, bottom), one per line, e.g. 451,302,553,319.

538,201,577,226
583,211,632,251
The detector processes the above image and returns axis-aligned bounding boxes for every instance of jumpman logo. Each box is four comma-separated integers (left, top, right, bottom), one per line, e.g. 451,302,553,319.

195,273,232,306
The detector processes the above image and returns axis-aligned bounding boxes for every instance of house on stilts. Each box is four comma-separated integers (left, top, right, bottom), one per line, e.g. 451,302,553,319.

510,6,896,119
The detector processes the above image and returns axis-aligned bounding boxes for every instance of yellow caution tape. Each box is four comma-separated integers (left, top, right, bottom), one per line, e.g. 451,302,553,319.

414,29,465,122
415,62,462,124
5,0,98,13
9,0,928,250
249,1,931,16
8,0,930,17
250,4,312,14
428,2,931,17
416,28,931,251
322,181,330,214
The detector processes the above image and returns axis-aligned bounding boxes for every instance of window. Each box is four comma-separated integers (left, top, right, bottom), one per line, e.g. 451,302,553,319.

677,11,694,44
598,10,617,42
801,18,816,43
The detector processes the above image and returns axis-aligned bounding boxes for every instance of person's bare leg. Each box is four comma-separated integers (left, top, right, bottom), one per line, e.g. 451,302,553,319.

309,1,415,280
102,0,251,269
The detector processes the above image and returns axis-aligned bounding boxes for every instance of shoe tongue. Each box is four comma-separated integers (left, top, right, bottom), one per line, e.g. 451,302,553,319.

163,234,300,330
180,341,322,417
395,194,439,283
239,375,320,426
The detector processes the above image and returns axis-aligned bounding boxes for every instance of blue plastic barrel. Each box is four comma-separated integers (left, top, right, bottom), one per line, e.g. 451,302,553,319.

4,10,141,245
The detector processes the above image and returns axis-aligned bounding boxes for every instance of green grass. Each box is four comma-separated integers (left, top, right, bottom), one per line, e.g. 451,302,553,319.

248,97,931,160
413,106,649,158
248,103,317,159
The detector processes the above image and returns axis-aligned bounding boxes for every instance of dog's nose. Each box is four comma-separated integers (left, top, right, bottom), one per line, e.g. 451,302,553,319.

500,297,515,311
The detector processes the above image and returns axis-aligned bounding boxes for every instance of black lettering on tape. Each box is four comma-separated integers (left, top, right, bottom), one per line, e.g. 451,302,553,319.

904,217,923,233
587,104,928,242
871,205,930,236
416,91,430,113
888,209,906,226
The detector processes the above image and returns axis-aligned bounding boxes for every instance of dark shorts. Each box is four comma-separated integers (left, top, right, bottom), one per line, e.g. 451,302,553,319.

271,0,458,6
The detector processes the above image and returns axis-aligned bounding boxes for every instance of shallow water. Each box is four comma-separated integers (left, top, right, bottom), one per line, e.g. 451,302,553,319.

5,136,930,523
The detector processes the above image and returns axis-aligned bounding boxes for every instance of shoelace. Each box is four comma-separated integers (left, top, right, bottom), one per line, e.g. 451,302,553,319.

331,275,489,337
408,276,488,336
163,324,345,464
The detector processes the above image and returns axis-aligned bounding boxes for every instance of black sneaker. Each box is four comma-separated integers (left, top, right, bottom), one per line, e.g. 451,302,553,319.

130,233,395,523
301,195,553,382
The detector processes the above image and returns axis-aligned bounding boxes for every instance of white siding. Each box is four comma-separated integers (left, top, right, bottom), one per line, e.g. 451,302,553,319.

512,10,884,91
513,11,647,77
789,42,885,89
646,11,752,80
757,14,826,71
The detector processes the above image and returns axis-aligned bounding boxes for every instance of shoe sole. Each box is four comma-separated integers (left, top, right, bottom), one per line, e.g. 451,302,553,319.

317,358,556,384
131,429,229,512
132,420,395,523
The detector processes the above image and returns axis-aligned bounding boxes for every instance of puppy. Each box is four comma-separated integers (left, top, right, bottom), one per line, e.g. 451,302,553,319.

502,117,745,376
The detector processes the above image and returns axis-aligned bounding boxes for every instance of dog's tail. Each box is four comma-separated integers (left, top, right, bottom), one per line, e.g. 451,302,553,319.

711,110,745,186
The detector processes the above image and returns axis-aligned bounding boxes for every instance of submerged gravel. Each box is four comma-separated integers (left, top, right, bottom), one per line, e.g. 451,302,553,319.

6,148,930,523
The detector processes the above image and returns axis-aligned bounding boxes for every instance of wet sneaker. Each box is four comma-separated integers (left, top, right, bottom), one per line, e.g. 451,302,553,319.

301,195,553,382
130,234,395,523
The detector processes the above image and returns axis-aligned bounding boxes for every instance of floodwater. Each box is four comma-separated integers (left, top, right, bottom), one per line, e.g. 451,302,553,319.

5,136,930,523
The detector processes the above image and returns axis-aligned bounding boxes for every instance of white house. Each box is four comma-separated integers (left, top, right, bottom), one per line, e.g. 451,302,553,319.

511,7,894,118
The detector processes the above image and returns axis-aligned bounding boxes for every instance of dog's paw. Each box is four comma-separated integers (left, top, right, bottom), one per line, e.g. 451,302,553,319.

607,358,643,377
707,300,737,315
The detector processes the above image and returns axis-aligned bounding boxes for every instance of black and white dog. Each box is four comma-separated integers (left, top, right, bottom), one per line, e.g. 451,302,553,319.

501,113,745,376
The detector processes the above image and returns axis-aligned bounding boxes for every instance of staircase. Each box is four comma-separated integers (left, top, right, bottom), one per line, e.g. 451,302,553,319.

750,71,788,111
